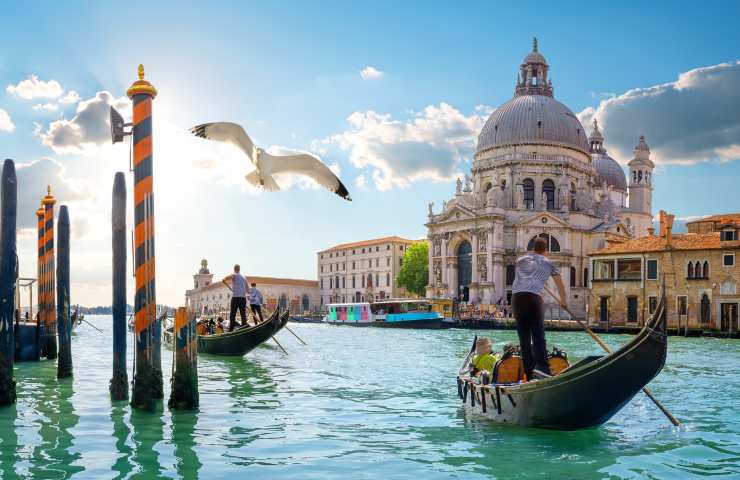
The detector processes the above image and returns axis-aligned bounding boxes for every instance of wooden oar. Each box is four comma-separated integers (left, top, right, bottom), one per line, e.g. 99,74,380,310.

79,317,103,334
542,285,680,427
284,325,308,345
223,281,288,355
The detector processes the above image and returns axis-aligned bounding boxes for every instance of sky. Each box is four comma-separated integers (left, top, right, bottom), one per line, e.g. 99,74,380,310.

0,1,739,306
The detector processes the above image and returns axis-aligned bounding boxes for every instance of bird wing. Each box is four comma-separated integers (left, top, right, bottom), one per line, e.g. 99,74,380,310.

262,152,352,201
189,122,257,164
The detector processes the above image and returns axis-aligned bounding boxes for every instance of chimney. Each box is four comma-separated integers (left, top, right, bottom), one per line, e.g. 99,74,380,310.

647,227,655,236
665,213,675,246
659,210,667,237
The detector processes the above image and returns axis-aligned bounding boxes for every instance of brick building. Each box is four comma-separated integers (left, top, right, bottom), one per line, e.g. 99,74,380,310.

588,211,740,334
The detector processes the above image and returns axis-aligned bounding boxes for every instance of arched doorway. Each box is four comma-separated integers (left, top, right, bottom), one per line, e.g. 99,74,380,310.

278,294,288,310
700,293,710,325
301,294,310,312
457,241,472,301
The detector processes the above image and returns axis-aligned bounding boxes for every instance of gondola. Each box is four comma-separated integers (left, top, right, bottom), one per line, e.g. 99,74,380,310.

164,308,289,356
456,290,668,430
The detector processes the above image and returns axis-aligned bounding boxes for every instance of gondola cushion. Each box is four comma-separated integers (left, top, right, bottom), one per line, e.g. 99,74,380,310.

492,355,526,384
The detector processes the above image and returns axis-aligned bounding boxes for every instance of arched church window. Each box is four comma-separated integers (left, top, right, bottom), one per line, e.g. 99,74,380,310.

638,171,643,183
484,182,493,192
527,233,561,253
687,262,694,279
569,266,576,288
633,171,637,184
703,261,709,278
523,179,535,210
542,179,555,210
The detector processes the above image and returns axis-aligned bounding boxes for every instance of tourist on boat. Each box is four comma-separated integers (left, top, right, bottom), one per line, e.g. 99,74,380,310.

223,264,249,331
248,282,264,324
511,236,568,380
470,337,499,382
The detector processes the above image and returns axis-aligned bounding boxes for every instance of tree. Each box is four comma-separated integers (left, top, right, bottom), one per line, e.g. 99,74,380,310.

396,242,429,298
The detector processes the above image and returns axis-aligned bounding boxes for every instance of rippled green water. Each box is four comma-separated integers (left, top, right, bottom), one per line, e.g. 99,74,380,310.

0,315,738,479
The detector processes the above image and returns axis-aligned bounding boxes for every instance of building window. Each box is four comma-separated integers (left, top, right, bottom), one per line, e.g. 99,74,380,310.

677,295,688,316
648,296,658,315
703,261,709,278
362,275,366,288
320,254,323,259
542,179,555,210
330,264,333,272
646,259,658,280
387,245,391,250
700,293,711,324
583,267,589,286
593,260,614,280
687,262,695,279
335,275,339,288
330,253,333,258
570,182,576,211
352,261,355,269
376,246,379,252
375,273,379,287
387,257,390,266
329,278,333,289
362,248,365,254
527,233,560,253
617,258,641,280
342,277,345,288
399,258,403,267
386,273,390,286
506,264,515,286
721,229,738,241
569,266,576,288
724,254,735,267
375,258,379,267
523,178,535,210
321,279,324,289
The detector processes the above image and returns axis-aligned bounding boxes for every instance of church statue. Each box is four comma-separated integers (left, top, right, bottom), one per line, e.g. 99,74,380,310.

486,182,496,208
428,202,434,217
478,256,487,282
463,174,473,193
516,183,524,209
541,191,549,211
456,177,462,196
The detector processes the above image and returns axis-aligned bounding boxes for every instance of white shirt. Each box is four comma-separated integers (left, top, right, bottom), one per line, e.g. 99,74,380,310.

231,274,248,297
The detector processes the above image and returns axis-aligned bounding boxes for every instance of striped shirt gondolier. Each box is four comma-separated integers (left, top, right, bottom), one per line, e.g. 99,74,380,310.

511,253,560,296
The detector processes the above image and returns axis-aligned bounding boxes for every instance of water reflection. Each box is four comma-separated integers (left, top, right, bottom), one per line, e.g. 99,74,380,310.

0,404,19,478
129,405,165,479
171,411,201,479
110,404,134,479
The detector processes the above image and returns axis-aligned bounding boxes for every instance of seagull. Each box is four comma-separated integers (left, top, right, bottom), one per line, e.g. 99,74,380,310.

189,122,351,201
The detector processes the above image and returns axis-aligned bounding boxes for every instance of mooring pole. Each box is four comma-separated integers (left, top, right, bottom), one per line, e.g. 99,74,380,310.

110,172,128,400
128,65,162,409
56,205,72,378
168,307,199,410
0,159,18,405
36,205,45,359
42,186,57,359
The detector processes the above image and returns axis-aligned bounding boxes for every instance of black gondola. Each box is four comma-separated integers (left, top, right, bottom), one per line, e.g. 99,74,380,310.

165,309,289,357
457,290,668,430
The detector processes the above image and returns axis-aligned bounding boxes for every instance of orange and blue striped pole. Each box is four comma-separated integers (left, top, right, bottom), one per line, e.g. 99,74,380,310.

36,204,45,358
168,307,199,410
128,64,162,409
42,186,57,360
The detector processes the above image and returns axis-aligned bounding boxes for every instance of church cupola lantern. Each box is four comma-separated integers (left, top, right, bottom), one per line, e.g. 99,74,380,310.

515,37,554,97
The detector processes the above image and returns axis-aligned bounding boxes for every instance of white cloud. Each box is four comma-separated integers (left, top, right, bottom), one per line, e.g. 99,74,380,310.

59,90,81,105
39,91,130,153
355,174,367,189
325,103,488,190
578,61,740,165
6,75,64,100
0,109,14,132
32,103,59,112
360,66,384,80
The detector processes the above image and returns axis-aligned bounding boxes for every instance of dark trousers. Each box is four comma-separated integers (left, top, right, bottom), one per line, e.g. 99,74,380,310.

230,297,247,330
250,304,263,323
512,292,551,379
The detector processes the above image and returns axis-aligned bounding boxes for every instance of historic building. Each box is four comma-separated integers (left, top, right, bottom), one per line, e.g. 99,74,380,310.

686,213,740,235
425,39,654,316
317,236,416,305
185,259,320,314
588,211,740,334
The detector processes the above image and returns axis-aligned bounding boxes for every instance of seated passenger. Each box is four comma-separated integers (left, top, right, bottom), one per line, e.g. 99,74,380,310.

470,337,499,382
215,316,225,334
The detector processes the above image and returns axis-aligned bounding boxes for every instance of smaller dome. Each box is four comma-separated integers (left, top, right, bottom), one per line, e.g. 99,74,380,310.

593,151,627,191
523,51,547,65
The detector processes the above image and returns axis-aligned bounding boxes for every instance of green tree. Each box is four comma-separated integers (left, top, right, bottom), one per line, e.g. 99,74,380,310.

396,242,429,298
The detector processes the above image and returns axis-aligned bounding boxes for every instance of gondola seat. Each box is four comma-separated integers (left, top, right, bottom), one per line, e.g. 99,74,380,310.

548,352,570,375
492,355,526,384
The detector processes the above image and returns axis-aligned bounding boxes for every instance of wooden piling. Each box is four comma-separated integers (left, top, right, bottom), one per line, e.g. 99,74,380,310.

128,65,163,409
0,159,17,405
42,187,57,359
168,307,199,410
110,172,128,400
36,206,45,358
56,206,72,378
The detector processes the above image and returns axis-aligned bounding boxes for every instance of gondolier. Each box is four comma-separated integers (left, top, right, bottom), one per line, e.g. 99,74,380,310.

223,264,249,331
248,282,264,324
511,236,567,380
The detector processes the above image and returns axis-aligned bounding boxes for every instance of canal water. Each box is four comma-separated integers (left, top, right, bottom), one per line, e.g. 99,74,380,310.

0,316,738,479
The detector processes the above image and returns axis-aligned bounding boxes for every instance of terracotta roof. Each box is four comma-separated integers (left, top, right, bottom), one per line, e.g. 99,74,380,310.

592,232,724,255
319,236,417,253
686,213,740,228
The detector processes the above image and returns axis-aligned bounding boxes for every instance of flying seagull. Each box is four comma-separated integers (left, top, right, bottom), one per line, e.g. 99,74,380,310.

189,122,351,201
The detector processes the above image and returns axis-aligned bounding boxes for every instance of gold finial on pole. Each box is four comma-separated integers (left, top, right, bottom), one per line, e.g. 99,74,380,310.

127,64,157,99
47,184,51,195
138,64,145,80
42,185,57,206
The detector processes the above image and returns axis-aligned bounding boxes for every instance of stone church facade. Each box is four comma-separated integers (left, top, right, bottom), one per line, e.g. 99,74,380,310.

425,39,654,317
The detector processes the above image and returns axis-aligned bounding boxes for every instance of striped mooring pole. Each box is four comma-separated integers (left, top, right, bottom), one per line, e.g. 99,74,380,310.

0,159,17,405
42,186,57,359
35,204,45,358
110,172,128,400
56,206,72,378
128,65,163,409
168,307,199,410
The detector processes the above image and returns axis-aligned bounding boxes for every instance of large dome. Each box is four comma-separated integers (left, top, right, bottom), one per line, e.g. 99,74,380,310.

476,95,590,156
592,151,627,191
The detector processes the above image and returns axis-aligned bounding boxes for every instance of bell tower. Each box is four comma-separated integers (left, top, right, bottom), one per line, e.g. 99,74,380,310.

193,258,214,290
628,135,654,214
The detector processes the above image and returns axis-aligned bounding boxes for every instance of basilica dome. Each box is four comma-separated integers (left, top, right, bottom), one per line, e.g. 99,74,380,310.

476,39,589,157
592,152,627,191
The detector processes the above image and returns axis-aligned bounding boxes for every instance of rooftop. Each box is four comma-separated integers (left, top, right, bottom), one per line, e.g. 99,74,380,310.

592,232,724,255
319,236,417,253
195,275,318,292
686,213,740,228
